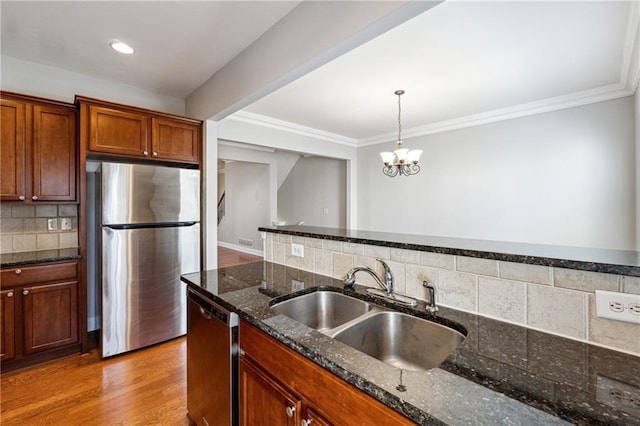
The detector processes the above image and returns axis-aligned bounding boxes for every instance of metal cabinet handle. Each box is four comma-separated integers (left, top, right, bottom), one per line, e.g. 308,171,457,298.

18,195,25,201
286,406,296,417
32,195,38,201
199,306,212,320
15,269,22,275
152,151,158,157
143,150,149,156
23,289,29,296
6,292,13,298
301,419,314,426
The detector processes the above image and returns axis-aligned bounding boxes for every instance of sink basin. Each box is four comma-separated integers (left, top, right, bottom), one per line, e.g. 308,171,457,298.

332,311,465,371
270,291,374,333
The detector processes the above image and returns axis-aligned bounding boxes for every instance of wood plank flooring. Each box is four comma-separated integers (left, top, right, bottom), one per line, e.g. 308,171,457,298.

1,247,263,425
217,246,262,268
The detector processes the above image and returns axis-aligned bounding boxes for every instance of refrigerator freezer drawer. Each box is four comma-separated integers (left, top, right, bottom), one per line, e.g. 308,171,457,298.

102,224,200,357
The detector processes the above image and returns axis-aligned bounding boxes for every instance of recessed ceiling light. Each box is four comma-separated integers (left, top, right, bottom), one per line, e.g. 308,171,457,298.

110,41,134,55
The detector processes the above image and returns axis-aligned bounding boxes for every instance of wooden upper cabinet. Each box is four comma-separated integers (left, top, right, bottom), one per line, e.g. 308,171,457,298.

1,99,26,201
79,96,201,165
0,93,77,203
32,105,77,201
89,105,149,157
152,117,199,163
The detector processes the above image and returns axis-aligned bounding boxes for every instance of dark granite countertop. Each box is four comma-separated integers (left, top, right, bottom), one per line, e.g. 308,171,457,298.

0,248,81,268
182,261,640,425
259,225,640,277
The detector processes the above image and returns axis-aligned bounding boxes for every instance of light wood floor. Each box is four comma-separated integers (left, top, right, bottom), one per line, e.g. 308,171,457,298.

1,247,263,425
1,338,190,426
217,246,263,268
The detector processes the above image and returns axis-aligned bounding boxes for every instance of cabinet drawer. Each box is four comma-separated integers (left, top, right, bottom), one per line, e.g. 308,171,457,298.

1,262,77,287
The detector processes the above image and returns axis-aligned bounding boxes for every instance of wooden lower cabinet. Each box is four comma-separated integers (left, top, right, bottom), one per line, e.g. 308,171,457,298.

0,289,16,361
239,320,414,426
0,261,81,371
240,357,302,426
22,281,78,355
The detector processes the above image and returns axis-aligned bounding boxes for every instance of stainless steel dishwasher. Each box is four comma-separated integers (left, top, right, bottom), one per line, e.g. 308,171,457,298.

187,288,239,426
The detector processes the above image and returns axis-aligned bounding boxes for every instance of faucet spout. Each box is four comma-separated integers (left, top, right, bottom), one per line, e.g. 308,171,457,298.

344,259,394,294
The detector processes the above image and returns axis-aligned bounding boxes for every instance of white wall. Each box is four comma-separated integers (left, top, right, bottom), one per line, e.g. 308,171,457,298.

217,162,270,253
358,96,636,250
636,92,640,247
1,55,185,114
278,156,347,228
218,116,358,227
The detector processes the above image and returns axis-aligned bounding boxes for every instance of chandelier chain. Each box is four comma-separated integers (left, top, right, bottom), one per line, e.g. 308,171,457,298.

397,91,402,144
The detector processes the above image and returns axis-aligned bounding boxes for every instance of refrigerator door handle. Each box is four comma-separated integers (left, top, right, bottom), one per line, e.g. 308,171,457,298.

104,222,198,230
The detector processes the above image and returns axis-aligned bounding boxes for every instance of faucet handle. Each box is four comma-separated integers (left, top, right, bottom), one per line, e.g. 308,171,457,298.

423,281,438,313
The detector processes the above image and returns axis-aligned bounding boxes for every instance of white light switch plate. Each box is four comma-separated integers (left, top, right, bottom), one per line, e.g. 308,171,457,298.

595,290,640,324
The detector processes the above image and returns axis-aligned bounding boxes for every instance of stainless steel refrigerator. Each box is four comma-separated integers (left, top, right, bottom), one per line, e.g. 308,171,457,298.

99,162,200,358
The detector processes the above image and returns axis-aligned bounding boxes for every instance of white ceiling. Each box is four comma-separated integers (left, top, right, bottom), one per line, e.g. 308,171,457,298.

244,0,637,143
1,1,637,145
0,1,300,97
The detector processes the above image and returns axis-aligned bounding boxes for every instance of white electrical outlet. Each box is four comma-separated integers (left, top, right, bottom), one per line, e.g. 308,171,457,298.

596,375,640,417
47,218,58,231
595,290,640,324
291,243,304,258
60,217,72,231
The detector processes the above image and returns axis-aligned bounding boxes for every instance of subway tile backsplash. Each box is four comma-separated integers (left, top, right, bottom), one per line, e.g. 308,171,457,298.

0,204,79,253
263,233,640,356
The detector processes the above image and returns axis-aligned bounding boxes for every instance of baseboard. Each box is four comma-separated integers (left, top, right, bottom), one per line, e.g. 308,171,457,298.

218,241,264,257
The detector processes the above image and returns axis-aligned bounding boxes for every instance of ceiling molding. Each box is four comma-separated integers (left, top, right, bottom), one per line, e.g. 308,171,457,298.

228,110,359,147
218,139,276,153
358,83,634,147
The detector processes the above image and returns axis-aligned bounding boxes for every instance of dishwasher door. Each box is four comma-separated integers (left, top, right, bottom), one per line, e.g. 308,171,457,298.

187,288,239,426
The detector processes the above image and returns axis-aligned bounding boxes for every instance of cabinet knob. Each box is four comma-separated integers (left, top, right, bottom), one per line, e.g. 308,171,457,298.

302,420,314,426
6,292,13,298
18,195,25,201
15,269,22,275
32,195,38,201
152,151,158,157
23,289,29,296
286,406,296,418
143,150,149,156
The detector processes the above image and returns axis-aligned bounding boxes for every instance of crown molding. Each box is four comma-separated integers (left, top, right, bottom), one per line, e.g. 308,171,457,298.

358,83,634,147
228,110,358,147
218,139,276,153
234,5,639,150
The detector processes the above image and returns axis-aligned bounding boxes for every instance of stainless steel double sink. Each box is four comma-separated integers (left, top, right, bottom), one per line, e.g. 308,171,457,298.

270,290,466,371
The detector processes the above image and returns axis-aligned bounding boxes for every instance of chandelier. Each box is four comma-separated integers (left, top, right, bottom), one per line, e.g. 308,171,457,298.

379,90,422,177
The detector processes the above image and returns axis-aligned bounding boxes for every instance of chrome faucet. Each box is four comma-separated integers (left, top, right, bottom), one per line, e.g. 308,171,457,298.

344,258,394,295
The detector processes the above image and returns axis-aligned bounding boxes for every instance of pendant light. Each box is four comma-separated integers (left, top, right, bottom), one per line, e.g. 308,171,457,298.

380,90,422,177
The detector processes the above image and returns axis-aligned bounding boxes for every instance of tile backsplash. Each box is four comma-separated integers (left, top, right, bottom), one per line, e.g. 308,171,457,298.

0,204,79,253
263,232,640,357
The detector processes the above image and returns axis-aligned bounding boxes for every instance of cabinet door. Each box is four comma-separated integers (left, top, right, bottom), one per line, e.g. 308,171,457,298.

32,104,77,201
151,117,199,163
303,408,333,426
0,289,16,361
22,281,78,355
88,105,149,157
240,357,301,426
0,98,26,201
